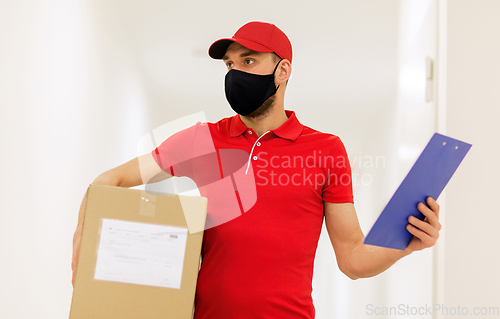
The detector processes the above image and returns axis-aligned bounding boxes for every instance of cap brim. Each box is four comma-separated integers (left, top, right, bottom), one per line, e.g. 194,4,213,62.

208,37,273,59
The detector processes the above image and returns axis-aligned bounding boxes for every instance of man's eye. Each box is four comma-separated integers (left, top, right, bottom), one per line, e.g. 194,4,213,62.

244,59,254,65
227,62,233,68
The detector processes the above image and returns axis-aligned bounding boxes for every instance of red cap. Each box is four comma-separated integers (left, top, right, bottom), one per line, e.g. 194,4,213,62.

208,21,293,63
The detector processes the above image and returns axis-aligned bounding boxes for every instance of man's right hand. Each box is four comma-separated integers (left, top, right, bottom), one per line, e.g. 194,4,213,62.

71,218,84,287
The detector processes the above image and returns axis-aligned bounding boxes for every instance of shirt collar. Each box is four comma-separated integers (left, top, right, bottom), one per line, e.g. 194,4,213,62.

229,110,303,141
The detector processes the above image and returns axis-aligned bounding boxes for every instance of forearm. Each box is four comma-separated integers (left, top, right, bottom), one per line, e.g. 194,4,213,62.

341,241,412,280
325,199,441,281
76,172,120,225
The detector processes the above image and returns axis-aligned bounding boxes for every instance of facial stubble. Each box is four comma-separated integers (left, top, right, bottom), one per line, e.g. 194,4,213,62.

245,94,276,119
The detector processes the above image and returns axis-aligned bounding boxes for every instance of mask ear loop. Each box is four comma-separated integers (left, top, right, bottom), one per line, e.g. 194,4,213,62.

273,59,283,90
273,59,283,73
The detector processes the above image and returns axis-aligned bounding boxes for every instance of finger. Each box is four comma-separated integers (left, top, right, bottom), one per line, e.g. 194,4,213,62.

71,245,79,272
72,234,82,286
406,224,434,247
418,202,440,228
72,250,79,286
408,215,439,238
426,197,440,218
73,223,83,245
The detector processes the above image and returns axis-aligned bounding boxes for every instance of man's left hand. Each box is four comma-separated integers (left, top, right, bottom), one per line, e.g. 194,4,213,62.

405,197,441,252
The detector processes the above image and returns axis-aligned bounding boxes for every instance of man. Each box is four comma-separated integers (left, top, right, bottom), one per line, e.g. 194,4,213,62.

72,21,441,318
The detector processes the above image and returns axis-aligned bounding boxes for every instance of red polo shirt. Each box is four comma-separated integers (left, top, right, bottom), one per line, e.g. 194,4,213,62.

152,110,353,319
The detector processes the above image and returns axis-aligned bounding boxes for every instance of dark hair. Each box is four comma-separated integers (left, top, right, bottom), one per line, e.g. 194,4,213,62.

272,53,281,63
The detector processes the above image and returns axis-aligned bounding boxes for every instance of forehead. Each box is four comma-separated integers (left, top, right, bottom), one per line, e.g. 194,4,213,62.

222,42,267,60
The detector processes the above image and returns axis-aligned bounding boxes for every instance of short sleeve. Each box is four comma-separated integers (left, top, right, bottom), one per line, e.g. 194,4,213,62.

151,122,216,179
322,137,354,203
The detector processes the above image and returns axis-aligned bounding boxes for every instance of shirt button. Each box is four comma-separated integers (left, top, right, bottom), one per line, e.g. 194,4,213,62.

248,130,253,134
253,156,258,160
256,142,261,146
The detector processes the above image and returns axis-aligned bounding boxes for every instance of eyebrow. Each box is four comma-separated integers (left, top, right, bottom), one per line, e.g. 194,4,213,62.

222,50,261,61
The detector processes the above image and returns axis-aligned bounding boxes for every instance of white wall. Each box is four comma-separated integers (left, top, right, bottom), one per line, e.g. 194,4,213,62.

0,1,148,318
438,0,500,318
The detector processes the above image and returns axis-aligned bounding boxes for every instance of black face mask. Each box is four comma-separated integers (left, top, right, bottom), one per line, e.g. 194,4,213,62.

224,61,282,116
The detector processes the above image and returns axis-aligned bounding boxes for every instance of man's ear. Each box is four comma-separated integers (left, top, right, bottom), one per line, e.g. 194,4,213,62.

275,59,291,86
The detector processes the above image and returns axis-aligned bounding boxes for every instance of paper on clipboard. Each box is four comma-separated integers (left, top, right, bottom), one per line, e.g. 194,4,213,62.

364,133,472,250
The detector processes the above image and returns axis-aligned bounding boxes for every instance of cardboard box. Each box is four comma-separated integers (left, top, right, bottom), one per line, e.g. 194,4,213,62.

69,185,207,319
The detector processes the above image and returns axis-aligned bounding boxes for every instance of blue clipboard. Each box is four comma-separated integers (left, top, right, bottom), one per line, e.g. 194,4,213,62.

364,133,472,250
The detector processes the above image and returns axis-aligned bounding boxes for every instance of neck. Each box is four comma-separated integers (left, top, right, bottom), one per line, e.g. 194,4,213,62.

240,101,288,137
